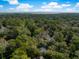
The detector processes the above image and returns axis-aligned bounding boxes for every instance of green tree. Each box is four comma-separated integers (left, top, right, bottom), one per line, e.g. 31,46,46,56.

11,48,30,59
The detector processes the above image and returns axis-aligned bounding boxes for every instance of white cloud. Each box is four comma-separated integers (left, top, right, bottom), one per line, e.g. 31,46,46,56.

41,2,71,9
48,2,58,6
9,3,33,12
16,3,33,11
17,4,32,9
0,5,3,8
3,0,19,5
31,2,72,12
41,2,62,9
6,1,73,12
75,2,79,7
66,8,75,12
61,4,71,7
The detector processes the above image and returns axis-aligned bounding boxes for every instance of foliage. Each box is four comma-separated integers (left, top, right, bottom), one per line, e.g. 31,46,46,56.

0,13,79,59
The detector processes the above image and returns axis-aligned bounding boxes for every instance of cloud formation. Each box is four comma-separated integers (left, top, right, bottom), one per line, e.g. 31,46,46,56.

0,5,3,8
9,3,33,12
3,0,19,5
1,0,79,12
75,2,79,7
41,2,71,9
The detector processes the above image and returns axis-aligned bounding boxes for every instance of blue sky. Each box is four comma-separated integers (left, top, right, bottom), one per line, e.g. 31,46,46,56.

0,0,79,12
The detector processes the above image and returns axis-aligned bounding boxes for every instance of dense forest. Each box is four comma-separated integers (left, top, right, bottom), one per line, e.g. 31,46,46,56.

0,13,79,59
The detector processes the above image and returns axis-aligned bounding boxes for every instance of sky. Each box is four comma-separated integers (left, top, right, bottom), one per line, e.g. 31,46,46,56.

0,0,79,13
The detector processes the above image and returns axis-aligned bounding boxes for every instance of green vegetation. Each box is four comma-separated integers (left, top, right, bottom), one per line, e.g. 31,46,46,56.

0,13,79,59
